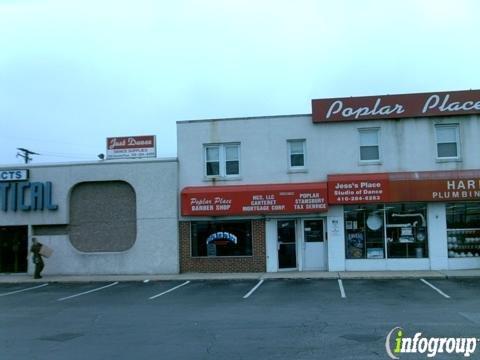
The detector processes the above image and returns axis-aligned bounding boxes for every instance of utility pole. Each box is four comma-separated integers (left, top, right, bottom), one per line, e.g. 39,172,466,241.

16,148,39,164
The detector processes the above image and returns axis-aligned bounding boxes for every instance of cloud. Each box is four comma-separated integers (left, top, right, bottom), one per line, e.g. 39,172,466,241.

0,0,479,163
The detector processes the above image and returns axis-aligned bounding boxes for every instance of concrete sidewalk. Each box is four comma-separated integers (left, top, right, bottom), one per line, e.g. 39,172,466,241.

1,269,480,283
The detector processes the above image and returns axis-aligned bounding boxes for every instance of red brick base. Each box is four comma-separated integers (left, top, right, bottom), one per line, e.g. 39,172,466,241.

179,220,266,273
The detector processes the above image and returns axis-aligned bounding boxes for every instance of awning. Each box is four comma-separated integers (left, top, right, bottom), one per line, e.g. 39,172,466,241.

181,182,328,216
328,169,480,204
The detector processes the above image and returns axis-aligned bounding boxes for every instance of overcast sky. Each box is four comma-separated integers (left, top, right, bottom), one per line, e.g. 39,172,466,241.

1,0,479,165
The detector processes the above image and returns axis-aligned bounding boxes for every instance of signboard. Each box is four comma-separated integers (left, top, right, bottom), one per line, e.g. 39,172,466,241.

181,183,328,216
312,89,480,123
0,169,28,181
328,170,480,204
106,136,156,160
0,181,58,212
328,173,390,204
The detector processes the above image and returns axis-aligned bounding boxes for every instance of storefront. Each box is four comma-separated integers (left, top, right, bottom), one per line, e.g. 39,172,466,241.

180,182,329,272
0,159,179,276
176,88,480,272
328,170,480,271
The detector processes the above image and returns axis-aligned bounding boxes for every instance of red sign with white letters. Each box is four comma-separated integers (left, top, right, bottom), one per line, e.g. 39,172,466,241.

312,89,480,123
181,183,328,216
328,170,480,204
182,171,480,216
327,173,390,204
106,135,156,159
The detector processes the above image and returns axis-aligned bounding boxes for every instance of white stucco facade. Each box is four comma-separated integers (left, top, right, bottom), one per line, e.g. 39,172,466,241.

177,112,480,271
178,114,480,189
0,159,179,275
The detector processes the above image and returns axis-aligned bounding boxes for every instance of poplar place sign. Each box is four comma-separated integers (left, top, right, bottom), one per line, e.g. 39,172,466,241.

312,89,480,123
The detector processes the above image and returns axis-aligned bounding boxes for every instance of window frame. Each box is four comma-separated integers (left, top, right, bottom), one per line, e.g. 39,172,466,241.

287,139,307,171
190,220,253,258
344,203,429,260
358,127,381,164
435,124,461,161
203,143,241,179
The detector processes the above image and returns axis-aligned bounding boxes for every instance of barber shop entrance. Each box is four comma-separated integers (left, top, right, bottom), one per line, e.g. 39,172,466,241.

0,226,28,273
181,182,329,273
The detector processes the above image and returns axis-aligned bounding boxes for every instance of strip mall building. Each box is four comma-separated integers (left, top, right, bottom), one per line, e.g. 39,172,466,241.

1,89,480,276
178,89,480,272
0,159,178,276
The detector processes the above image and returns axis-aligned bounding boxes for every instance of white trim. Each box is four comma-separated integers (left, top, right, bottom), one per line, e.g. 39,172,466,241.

358,127,381,163
203,142,241,179
434,123,461,160
287,139,307,171
345,258,431,271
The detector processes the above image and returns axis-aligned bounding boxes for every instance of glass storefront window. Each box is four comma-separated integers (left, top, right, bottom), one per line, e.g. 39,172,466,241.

191,221,252,257
345,204,385,259
344,203,428,259
446,202,480,258
385,203,428,259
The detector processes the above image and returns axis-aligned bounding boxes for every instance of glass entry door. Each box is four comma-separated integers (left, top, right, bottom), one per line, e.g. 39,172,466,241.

303,219,326,270
277,220,297,269
0,226,28,273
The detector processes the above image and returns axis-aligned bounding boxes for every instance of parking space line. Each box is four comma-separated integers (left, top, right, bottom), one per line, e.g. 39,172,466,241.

57,282,119,301
0,283,49,297
420,279,451,299
149,281,190,300
243,279,264,299
338,279,346,298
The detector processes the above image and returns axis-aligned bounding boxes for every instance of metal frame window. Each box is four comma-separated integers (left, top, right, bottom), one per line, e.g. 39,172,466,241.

435,124,460,160
359,128,380,162
344,203,428,260
287,139,306,169
204,143,240,178
190,220,252,257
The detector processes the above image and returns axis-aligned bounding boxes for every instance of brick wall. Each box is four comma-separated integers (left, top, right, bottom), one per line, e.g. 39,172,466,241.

179,220,266,273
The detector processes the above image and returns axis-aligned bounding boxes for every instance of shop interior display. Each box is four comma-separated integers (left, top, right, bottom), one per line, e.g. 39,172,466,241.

386,212,427,258
447,229,480,258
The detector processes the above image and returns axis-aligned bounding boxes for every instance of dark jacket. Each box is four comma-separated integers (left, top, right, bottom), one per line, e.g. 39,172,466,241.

30,242,43,264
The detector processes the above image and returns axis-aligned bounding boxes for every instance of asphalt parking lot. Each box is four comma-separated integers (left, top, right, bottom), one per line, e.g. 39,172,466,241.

1,278,480,360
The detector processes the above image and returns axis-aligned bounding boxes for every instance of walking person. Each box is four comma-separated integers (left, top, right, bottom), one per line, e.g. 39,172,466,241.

30,238,44,279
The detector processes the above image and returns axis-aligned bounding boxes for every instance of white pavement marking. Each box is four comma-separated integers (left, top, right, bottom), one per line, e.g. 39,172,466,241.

243,279,264,299
57,282,119,301
338,279,346,298
149,281,190,300
420,278,451,299
0,283,49,297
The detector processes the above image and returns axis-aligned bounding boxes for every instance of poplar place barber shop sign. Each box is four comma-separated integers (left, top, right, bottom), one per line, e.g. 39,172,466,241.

181,183,328,216
312,89,480,122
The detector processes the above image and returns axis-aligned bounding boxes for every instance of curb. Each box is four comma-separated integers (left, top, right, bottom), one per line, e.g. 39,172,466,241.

1,271,480,284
